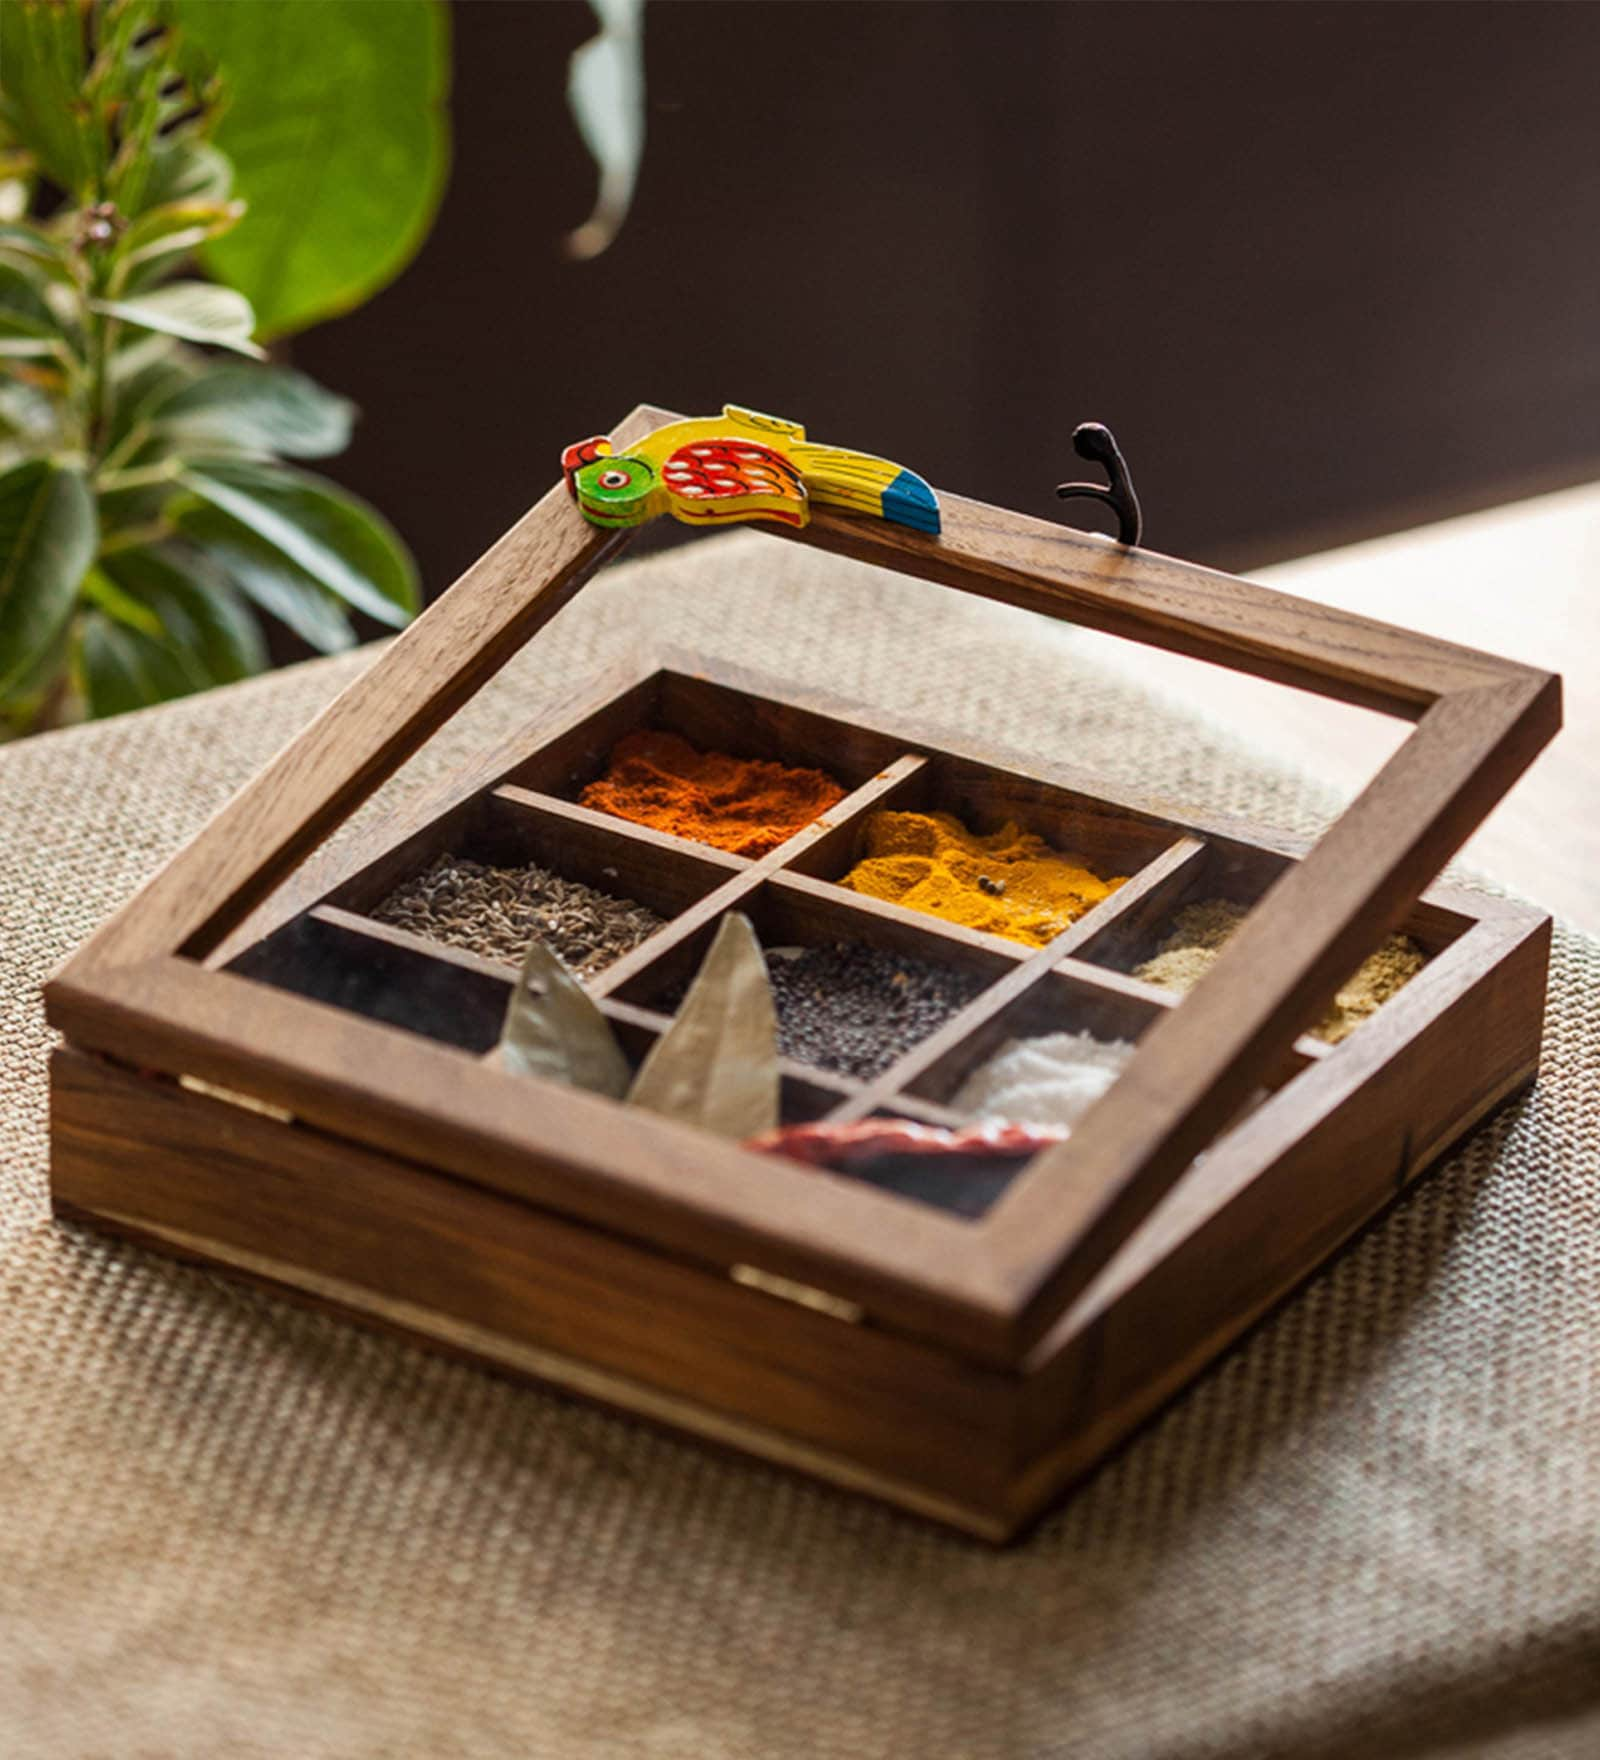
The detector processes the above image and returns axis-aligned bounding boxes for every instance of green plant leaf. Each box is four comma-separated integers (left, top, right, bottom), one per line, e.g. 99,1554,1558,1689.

76,606,204,717
627,914,779,1138
0,260,65,355
150,363,355,459
93,3,223,220
564,0,646,261
177,459,417,626
137,139,234,215
92,282,265,359
105,351,198,454
172,0,450,339
0,1,94,199
116,199,246,276
96,481,175,541
499,939,631,1099
0,220,74,283
0,375,61,447
173,503,356,654
99,543,267,684
0,612,71,728
107,326,183,389
0,460,97,699
81,567,165,638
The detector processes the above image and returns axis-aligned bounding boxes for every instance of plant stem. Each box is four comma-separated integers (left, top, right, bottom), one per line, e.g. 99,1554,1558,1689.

97,517,174,555
95,459,178,492
98,418,150,475
82,260,115,465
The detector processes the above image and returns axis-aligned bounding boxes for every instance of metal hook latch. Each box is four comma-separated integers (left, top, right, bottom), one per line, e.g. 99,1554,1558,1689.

1055,423,1143,548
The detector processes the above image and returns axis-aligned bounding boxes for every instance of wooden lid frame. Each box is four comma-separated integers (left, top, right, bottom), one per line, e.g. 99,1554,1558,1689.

45,404,1562,1368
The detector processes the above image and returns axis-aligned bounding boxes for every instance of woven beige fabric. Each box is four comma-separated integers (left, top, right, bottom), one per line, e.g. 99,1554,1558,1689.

2,534,1597,1759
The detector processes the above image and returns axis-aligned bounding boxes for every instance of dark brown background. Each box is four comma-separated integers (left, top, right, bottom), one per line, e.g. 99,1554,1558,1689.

295,0,1600,601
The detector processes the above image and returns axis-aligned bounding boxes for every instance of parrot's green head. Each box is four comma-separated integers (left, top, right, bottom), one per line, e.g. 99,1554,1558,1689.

566,443,659,528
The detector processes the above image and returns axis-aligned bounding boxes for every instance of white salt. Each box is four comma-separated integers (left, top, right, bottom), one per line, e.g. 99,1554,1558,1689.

952,1031,1135,1130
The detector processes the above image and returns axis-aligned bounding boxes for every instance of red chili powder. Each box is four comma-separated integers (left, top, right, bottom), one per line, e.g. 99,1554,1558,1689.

579,731,847,857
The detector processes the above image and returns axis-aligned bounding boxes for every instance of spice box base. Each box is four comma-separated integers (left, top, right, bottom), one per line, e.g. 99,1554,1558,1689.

47,649,1551,1541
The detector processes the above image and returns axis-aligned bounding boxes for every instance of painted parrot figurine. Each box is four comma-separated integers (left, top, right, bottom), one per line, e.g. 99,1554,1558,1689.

562,404,940,537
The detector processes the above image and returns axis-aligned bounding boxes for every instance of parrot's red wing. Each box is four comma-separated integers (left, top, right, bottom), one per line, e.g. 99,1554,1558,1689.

660,440,806,524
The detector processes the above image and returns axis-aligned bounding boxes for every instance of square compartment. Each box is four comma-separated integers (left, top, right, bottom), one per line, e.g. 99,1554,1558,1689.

504,669,908,806
607,879,1008,1085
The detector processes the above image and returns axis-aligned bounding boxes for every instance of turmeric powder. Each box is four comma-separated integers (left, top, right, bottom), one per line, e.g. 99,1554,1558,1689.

580,731,846,857
1133,898,1427,1043
839,810,1125,946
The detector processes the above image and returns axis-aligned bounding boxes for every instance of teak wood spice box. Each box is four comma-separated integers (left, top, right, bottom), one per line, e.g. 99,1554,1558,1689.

46,405,1561,1541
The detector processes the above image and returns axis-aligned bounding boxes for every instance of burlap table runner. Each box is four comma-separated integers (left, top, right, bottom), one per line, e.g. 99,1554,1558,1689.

3,534,1597,1759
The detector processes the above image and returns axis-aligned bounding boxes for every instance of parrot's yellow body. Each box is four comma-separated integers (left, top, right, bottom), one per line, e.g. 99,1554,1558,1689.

562,405,940,536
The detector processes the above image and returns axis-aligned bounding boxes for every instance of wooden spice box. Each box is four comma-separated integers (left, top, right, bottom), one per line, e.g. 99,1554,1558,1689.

45,404,1560,1541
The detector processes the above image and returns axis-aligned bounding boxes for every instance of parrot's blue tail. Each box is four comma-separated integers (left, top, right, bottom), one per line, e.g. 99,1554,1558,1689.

879,469,941,535
787,443,942,536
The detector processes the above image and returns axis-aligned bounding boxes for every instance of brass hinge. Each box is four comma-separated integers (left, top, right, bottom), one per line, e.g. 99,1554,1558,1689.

179,1074,295,1124
729,1264,864,1324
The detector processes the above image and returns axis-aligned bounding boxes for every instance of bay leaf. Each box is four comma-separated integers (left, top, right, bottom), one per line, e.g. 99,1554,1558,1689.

627,914,779,1138
500,939,630,1099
